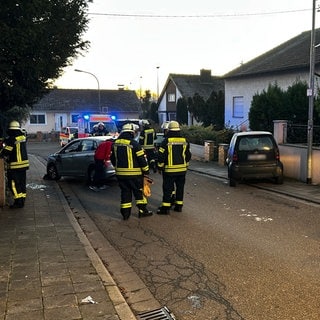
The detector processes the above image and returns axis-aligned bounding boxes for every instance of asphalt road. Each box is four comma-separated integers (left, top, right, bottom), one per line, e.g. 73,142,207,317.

29,141,320,320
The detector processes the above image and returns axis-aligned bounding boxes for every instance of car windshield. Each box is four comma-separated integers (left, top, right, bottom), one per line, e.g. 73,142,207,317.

69,127,78,134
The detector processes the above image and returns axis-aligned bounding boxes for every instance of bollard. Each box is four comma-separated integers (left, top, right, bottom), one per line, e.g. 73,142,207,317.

204,140,214,162
218,143,229,166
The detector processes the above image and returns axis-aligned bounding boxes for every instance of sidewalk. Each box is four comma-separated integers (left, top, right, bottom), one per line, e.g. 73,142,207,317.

188,160,320,205
0,154,136,320
1,155,320,320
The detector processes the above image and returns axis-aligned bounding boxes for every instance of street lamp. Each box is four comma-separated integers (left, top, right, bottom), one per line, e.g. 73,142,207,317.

156,66,160,100
139,76,143,101
74,69,101,113
306,0,316,184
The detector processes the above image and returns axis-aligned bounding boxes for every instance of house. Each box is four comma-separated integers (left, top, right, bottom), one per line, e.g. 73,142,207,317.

224,28,320,131
157,69,224,125
23,88,141,134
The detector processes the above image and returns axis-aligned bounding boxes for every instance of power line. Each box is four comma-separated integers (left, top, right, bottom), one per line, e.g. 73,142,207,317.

89,8,311,19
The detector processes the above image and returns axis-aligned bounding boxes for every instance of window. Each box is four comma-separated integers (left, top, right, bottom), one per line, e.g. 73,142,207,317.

233,96,244,118
30,114,46,124
168,93,175,102
71,114,79,123
168,112,176,121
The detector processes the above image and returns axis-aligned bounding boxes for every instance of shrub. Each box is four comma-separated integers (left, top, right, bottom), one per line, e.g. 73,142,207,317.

181,125,234,145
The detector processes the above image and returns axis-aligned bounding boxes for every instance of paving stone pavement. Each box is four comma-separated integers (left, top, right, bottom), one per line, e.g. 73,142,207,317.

1,152,320,320
0,154,136,320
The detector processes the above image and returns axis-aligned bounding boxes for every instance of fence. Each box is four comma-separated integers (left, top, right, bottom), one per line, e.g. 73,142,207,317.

286,123,320,146
191,121,320,184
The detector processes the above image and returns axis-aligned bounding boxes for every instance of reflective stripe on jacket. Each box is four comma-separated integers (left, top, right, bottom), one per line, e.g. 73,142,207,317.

158,137,191,174
1,135,29,170
139,128,156,150
111,138,149,177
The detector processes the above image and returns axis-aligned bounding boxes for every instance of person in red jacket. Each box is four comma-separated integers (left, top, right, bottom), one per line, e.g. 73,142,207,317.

89,139,113,191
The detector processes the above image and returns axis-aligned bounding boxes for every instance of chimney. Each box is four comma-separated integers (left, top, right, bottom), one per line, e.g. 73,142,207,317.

200,69,212,83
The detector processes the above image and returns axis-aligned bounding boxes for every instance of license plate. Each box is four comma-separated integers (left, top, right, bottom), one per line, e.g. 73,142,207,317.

248,154,266,160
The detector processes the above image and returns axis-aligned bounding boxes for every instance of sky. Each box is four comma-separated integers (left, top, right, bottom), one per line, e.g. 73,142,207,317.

53,0,318,95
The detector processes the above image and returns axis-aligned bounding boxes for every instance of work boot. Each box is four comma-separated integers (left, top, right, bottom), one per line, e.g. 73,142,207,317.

173,205,183,212
10,199,24,209
138,209,153,218
121,208,131,220
138,205,153,218
157,206,170,215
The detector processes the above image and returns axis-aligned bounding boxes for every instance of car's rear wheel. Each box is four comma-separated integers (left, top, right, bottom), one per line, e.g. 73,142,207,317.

275,174,284,185
47,164,61,180
228,167,236,187
229,177,236,187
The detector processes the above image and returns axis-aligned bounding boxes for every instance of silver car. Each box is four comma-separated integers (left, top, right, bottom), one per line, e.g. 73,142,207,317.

46,136,115,183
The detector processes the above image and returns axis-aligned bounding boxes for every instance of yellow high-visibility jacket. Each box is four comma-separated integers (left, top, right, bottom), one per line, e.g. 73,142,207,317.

139,128,157,150
111,134,149,178
0,134,29,170
157,134,191,174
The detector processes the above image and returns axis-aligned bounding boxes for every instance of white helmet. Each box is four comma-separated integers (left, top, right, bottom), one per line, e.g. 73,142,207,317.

168,120,180,131
9,120,21,130
121,123,135,133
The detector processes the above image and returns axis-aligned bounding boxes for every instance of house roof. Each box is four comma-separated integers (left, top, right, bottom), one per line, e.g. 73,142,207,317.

158,70,224,104
33,88,141,113
169,73,224,100
224,28,320,79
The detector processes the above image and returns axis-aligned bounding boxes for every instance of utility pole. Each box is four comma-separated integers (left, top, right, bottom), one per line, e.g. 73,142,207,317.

306,0,316,184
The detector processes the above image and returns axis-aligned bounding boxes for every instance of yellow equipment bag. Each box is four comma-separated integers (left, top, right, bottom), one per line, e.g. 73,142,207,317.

143,176,153,197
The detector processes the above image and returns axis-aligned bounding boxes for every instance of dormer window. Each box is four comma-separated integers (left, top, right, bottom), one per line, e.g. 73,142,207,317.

168,93,175,102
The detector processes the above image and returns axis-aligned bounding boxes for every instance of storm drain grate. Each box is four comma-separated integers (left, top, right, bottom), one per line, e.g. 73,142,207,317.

137,306,176,320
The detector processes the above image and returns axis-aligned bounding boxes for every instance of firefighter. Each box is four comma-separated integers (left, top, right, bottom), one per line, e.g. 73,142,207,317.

110,123,153,220
0,121,29,208
160,121,176,206
157,121,191,214
139,120,157,173
91,122,108,136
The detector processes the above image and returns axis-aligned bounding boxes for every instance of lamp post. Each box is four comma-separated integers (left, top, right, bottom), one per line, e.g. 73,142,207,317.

306,0,316,184
139,76,143,101
156,66,160,100
74,69,101,113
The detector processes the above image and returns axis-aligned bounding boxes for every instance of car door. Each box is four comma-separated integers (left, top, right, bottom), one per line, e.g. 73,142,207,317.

56,140,82,176
70,139,96,177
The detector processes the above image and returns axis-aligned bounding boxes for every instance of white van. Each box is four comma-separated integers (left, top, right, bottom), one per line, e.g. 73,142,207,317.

59,126,78,146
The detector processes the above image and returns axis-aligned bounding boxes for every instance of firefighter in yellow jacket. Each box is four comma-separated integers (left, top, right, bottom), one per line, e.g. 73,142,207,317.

157,121,191,214
111,123,153,220
0,121,29,208
139,120,157,173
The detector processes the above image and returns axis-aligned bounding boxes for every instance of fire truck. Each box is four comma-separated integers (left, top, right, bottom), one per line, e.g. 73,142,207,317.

77,114,119,138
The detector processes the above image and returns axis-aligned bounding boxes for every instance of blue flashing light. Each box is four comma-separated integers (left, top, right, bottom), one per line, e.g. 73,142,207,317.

111,115,116,121
83,114,90,121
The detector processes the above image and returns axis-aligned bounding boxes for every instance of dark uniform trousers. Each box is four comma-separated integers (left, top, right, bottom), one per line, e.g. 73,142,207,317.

162,173,185,208
118,177,147,217
8,169,27,203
